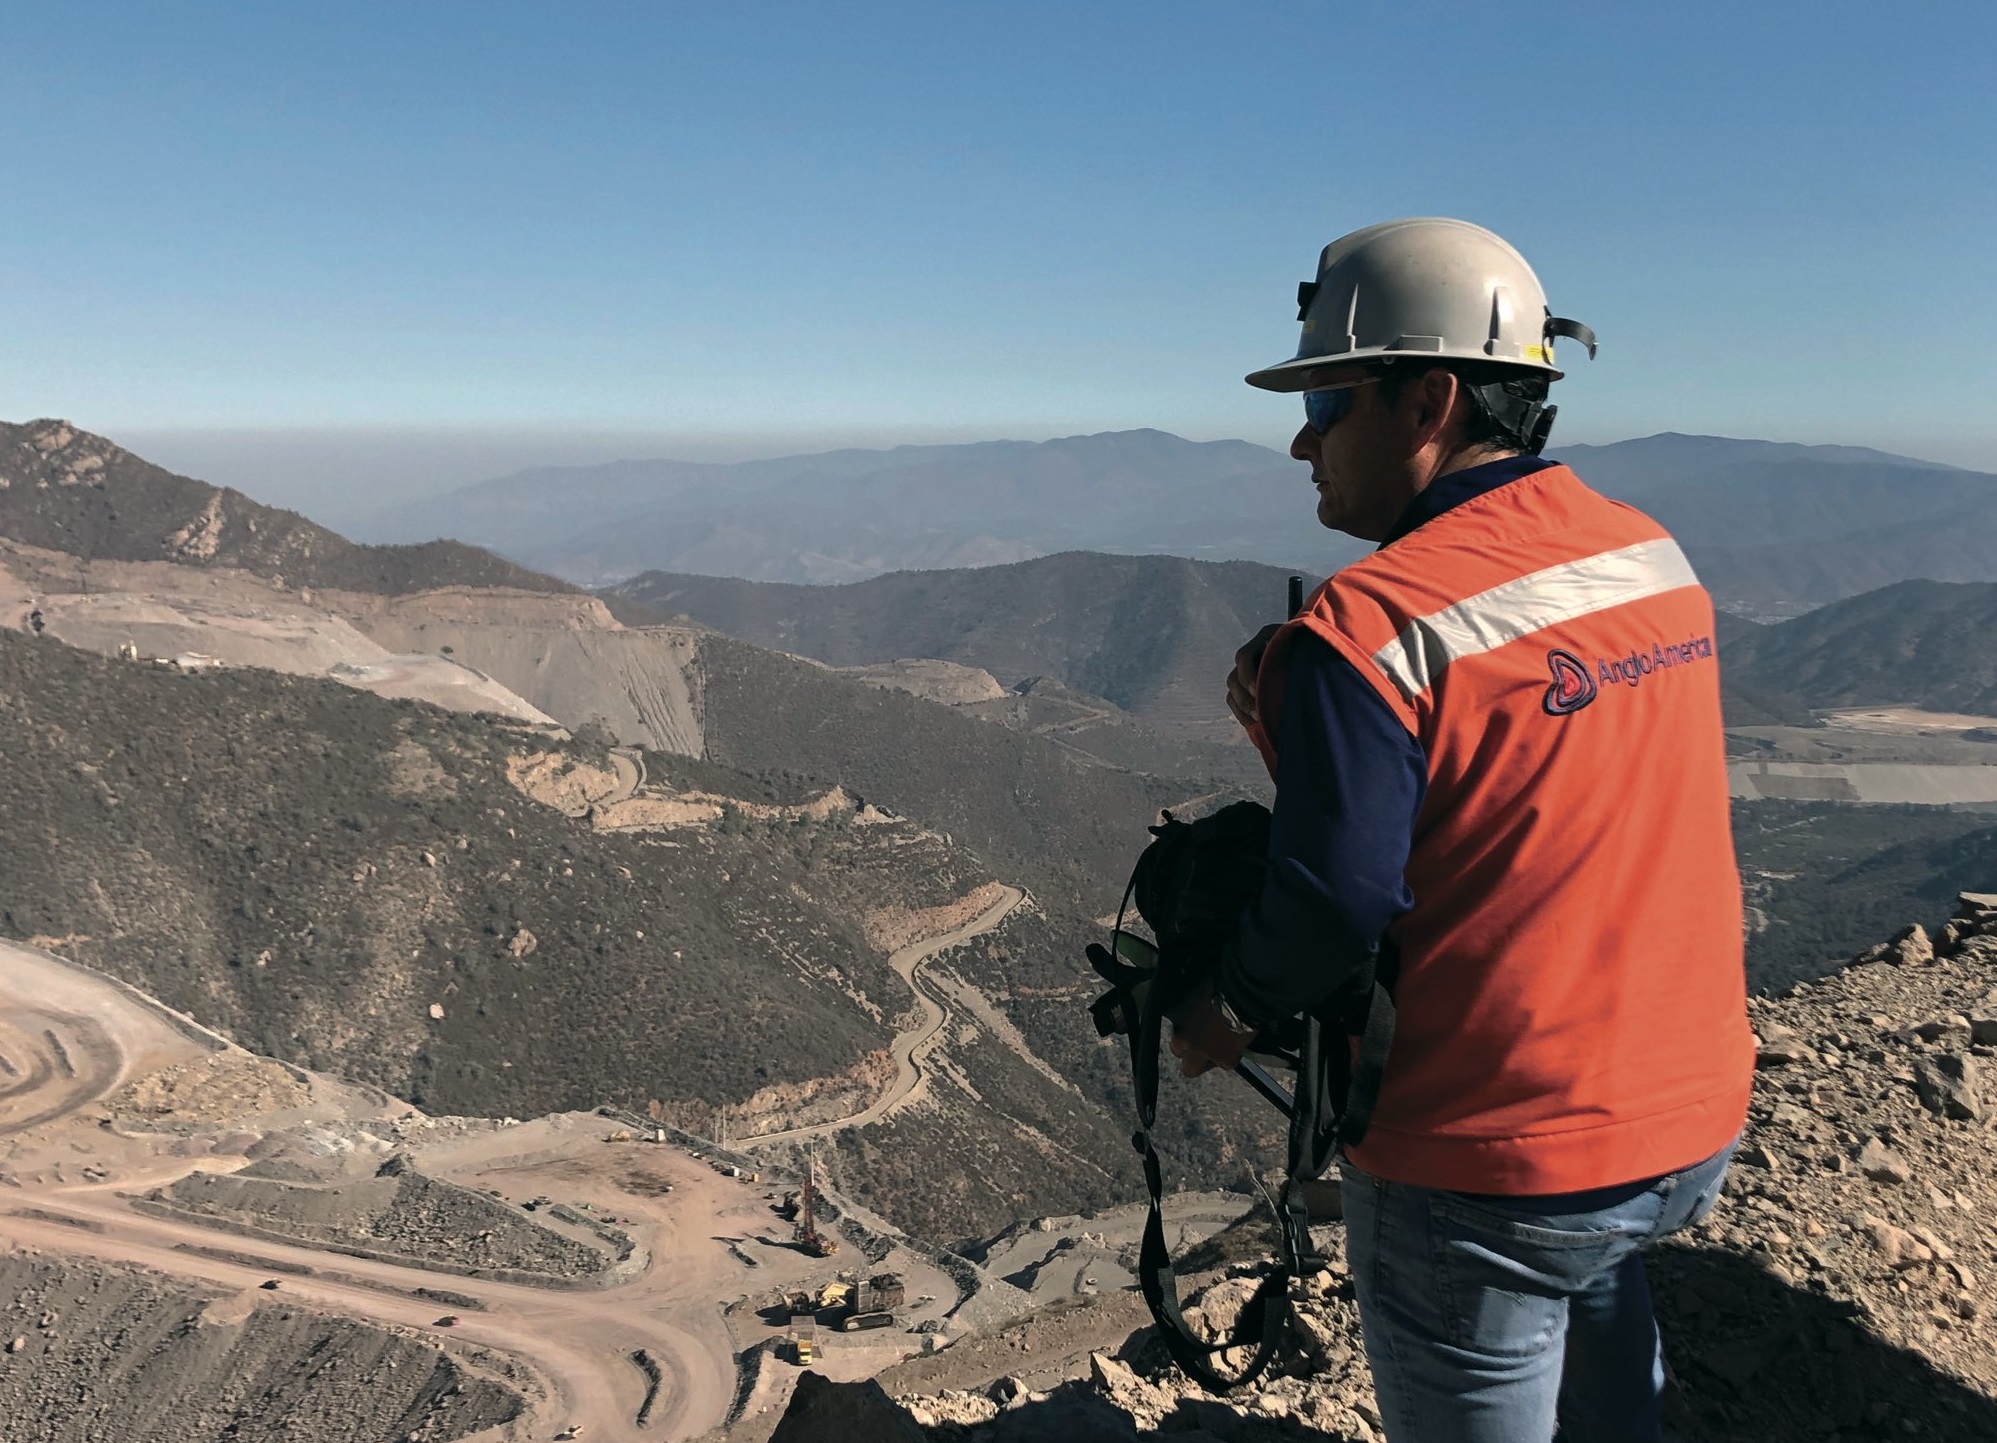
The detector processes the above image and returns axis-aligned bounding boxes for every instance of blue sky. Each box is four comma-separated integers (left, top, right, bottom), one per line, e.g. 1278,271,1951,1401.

4,0,1994,503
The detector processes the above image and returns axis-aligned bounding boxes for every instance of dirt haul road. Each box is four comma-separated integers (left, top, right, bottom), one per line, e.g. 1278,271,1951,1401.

739,885,1024,1148
0,940,888,1442
0,942,215,1134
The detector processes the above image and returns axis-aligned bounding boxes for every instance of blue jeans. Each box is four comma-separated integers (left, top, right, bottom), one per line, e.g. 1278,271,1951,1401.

1339,1139,1737,1443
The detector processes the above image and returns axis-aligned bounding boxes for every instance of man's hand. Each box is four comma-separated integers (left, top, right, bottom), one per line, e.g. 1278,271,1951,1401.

1225,623,1283,730
1168,988,1258,1078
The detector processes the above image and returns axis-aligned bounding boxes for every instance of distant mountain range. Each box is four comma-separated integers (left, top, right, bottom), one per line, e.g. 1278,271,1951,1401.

358,428,1367,586
24,414,1997,726
358,427,1997,617
1558,434,1997,617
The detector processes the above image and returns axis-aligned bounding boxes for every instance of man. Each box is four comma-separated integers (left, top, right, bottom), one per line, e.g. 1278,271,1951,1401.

1168,218,1752,1442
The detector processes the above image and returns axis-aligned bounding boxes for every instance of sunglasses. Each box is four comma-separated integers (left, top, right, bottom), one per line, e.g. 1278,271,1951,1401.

1303,377,1380,435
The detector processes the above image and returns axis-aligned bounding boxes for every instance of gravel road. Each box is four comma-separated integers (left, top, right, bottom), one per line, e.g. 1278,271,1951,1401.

740,887,1024,1148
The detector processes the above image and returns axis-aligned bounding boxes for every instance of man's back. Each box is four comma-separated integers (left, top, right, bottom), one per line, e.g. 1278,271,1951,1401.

1260,462,1753,1194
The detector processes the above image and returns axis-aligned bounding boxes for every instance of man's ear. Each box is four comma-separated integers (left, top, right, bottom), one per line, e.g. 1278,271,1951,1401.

1412,368,1458,446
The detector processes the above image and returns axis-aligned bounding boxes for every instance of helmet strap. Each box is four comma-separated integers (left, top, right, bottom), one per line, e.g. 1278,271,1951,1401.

1465,379,1558,456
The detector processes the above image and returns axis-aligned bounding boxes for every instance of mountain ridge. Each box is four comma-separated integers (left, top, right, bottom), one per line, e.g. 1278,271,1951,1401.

353,427,1997,613
2,418,576,597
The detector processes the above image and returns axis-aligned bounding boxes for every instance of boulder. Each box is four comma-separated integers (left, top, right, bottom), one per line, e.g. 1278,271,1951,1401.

1956,891,1997,929
1088,1351,1173,1427
1186,1275,1264,1343
1754,1025,1816,1068
770,1372,927,1443
1886,924,1934,967
1856,1137,1912,1185
1865,1218,1931,1269
1914,1054,1985,1122
1970,991,1997,1046
1738,1142,1782,1171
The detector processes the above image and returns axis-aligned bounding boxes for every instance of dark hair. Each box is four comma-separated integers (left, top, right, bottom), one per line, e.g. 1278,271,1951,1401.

1372,362,1552,453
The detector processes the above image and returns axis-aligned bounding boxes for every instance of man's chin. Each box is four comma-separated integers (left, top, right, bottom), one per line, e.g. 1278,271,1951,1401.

1316,491,1380,541
1315,489,1349,531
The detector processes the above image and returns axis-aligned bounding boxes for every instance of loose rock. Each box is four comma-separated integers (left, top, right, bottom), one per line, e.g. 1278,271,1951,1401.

1914,1054,1985,1121
1887,923,1935,967
1856,1137,1912,1184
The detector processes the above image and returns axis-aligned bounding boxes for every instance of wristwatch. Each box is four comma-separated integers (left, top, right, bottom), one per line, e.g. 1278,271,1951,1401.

1213,988,1254,1036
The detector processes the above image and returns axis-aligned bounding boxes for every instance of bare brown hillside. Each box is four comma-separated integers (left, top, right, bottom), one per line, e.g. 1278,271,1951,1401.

0,631,1171,1238
0,419,573,595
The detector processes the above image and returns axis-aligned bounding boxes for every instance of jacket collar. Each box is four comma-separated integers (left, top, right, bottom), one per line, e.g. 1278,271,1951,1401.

1379,454,1554,548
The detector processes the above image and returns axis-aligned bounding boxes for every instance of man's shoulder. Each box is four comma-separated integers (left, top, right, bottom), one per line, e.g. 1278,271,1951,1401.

1362,465,1669,571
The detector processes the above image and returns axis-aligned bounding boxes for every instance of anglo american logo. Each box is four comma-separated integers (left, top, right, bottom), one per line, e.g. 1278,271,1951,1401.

1543,649,1597,715
1542,633,1714,716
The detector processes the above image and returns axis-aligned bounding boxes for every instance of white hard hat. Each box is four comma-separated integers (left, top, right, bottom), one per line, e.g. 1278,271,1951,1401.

1245,217,1596,392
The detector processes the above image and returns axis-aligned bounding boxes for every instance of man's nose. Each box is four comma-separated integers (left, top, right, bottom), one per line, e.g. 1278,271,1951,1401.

1290,425,1319,464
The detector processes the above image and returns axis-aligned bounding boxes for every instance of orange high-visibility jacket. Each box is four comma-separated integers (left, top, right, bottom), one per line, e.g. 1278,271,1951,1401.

1251,463,1752,1193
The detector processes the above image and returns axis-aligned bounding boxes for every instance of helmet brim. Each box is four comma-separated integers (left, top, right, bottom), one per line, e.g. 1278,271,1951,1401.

1245,347,1563,393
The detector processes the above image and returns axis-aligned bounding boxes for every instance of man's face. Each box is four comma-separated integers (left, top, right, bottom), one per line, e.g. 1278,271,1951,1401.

1289,376,1413,542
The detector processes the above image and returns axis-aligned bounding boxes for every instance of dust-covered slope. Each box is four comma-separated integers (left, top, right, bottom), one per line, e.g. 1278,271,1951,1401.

0,419,574,595
0,631,1197,1241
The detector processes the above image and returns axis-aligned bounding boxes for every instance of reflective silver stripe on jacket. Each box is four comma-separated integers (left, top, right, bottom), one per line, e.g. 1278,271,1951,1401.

1370,538,1700,703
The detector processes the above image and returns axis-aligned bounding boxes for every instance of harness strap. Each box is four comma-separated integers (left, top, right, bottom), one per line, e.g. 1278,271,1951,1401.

1085,824,1401,1394
1135,1126,1289,1390
1338,977,1396,1146
1090,938,1290,1391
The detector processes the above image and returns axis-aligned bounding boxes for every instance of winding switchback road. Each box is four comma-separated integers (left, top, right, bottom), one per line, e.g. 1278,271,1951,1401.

739,885,1024,1148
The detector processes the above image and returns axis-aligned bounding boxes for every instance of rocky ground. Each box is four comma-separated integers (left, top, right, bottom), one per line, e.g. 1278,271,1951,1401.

0,1250,523,1443
765,891,1997,1442
144,1152,627,1282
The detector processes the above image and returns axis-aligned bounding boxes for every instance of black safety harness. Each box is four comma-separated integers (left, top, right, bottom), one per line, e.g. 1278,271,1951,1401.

1087,800,1397,1392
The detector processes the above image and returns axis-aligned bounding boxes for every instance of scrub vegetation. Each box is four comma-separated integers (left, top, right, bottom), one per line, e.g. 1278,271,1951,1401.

1735,800,1997,991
